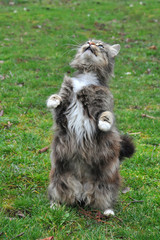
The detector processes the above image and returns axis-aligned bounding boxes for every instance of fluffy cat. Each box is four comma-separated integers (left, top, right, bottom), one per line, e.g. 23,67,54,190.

47,40,135,216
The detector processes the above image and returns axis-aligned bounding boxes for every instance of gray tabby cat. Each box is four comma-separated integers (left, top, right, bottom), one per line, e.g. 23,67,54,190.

47,40,135,216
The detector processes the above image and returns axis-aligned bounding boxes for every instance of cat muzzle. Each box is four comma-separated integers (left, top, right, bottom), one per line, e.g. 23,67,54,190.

84,45,97,56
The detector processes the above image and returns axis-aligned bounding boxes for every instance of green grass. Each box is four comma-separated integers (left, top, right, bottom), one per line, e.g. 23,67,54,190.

0,0,159,239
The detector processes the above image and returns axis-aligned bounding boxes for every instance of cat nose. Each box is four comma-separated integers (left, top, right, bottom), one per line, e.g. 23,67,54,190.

88,41,96,46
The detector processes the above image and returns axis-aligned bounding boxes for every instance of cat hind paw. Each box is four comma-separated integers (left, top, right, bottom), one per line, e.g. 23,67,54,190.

103,209,115,216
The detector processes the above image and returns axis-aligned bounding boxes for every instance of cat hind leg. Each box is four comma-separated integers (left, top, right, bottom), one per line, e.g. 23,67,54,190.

48,175,83,207
88,182,118,216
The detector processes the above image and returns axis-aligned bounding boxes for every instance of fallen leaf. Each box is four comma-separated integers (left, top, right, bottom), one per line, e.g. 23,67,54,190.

16,82,24,87
125,38,134,43
33,25,42,29
129,132,141,135
94,22,106,30
139,1,146,5
141,114,156,119
125,72,131,75
125,44,131,48
118,32,126,36
0,74,9,80
122,187,130,194
9,2,15,5
5,217,16,221
0,110,4,116
146,68,151,74
78,206,114,226
16,58,27,63
38,146,49,153
17,211,25,218
149,45,157,50
4,121,13,129
38,237,54,240
0,75,5,80
8,121,12,127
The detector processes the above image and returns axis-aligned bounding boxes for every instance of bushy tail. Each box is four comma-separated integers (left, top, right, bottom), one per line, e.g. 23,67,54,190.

119,135,135,161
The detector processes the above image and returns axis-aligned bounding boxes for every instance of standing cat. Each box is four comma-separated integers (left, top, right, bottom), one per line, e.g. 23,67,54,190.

47,40,134,216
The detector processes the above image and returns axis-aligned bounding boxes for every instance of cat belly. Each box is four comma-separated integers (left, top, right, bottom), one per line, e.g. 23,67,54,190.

65,97,95,143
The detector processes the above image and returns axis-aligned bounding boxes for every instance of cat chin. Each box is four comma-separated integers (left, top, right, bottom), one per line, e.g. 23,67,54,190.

82,50,97,59
83,49,94,55
81,52,107,69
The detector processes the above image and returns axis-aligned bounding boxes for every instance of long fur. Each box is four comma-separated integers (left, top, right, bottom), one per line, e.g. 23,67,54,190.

47,40,135,213
119,135,135,161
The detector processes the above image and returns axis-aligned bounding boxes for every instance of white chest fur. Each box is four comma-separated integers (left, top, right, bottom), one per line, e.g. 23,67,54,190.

65,73,99,143
72,72,99,93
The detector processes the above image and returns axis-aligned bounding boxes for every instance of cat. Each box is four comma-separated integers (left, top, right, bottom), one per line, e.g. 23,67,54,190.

47,40,135,216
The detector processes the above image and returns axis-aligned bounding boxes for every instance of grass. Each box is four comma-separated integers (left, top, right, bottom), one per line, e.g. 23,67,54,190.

0,0,159,239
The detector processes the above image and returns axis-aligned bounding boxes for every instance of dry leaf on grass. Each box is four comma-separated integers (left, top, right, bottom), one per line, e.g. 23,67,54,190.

38,146,49,153
0,110,4,116
0,75,5,80
122,187,130,194
38,237,54,240
17,211,25,218
141,114,156,119
148,45,157,50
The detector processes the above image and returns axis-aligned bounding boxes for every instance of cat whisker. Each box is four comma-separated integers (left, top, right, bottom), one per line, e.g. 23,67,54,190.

69,38,81,46
64,44,79,48
62,48,77,57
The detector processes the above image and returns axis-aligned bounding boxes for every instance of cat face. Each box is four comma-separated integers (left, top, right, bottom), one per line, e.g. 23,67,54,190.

70,40,120,71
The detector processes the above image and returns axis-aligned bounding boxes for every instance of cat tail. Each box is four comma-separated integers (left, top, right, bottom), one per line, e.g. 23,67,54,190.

119,135,135,161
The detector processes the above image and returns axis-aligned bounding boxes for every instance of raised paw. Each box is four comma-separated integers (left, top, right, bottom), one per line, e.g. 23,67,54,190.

103,209,115,216
98,111,114,132
47,94,62,109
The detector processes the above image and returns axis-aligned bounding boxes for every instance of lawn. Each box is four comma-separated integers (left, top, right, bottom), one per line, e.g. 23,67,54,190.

0,0,159,239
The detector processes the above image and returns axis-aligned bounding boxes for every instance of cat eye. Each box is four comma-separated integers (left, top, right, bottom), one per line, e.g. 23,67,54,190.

96,44,104,49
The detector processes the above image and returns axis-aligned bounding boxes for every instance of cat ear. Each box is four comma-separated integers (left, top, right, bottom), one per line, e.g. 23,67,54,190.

110,44,120,57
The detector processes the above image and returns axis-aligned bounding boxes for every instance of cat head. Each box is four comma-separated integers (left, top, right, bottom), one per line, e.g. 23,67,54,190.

70,40,120,85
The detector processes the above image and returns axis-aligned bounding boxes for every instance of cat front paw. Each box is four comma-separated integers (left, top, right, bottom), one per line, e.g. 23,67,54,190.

98,120,111,131
98,111,114,132
47,94,62,109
